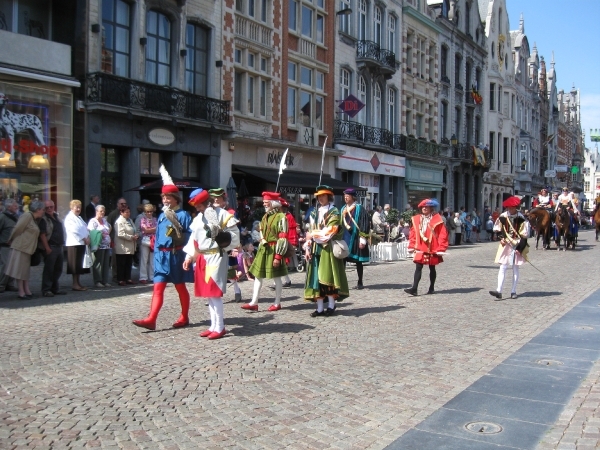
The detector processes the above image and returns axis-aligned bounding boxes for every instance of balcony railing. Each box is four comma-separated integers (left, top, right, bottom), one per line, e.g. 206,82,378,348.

334,119,392,147
356,40,396,73
86,72,230,125
451,143,491,167
405,136,440,157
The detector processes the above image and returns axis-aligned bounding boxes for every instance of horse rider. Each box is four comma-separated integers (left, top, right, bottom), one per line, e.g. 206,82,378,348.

555,187,579,215
532,187,554,219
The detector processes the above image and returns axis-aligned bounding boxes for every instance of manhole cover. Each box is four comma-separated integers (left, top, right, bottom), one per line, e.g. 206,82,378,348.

536,359,564,366
575,325,594,330
464,421,503,434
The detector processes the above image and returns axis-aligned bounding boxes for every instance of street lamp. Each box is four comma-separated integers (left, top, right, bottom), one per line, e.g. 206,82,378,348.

520,156,527,170
450,134,458,147
337,7,353,15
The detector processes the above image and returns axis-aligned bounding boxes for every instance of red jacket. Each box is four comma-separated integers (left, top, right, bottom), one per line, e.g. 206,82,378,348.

285,212,298,246
408,213,449,265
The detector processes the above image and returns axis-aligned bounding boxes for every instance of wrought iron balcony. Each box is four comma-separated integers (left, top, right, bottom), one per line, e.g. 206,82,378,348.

334,119,393,147
356,40,396,75
86,72,230,125
405,135,440,157
450,142,490,167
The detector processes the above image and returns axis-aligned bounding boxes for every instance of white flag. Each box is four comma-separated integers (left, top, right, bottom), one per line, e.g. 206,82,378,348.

279,148,289,175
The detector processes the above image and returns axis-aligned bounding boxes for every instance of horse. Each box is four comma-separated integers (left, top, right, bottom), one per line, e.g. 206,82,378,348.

554,206,573,251
595,204,600,241
527,207,552,250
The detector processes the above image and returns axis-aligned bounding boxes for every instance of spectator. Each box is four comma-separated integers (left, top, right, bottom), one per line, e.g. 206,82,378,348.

64,199,91,291
139,203,157,285
39,200,66,296
88,204,112,288
485,215,494,241
107,197,128,280
471,208,482,242
250,220,261,248
491,207,500,241
85,195,101,222
4,200,45,299
372,206,386,241
114,207,138,286
453,212,462,245
0,198,19,293
445,210,456,245
464,214,473,242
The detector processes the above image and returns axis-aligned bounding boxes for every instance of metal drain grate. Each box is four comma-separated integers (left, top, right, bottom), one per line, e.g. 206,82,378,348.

536,359,564,366
464,421,503,434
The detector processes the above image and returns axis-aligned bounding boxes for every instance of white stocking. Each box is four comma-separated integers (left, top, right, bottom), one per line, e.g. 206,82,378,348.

497,264,508,292
328,295,335,310
316,299,324,313
250,277,263,305
232,280,241,294
273,277,282,306
511,265,520,294
208,299,216,332
213,298,224,332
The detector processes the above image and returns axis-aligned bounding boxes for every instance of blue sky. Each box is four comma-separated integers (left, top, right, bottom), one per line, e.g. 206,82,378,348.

506,0,600,149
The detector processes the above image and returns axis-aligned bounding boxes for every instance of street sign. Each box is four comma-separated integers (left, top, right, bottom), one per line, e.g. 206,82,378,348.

544,170,556,178
554,165,568,172
338,94,365,118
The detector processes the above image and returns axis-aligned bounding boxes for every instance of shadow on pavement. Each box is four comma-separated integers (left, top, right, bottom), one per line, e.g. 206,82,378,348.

335,304,406,317
467,265,498,270
227,321,315,336
519,291,562,298
436,287,483,294
360,283,412,290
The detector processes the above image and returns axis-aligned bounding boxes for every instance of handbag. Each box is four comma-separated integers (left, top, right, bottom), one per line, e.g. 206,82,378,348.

83,246,93,269
141,235,152,247
332,239,349,259
149,235,155,252
30,249,43,267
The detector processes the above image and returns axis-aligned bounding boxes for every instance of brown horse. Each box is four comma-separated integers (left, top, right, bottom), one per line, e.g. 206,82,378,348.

527,207,552,250
554,206,573,251
595,204,600,241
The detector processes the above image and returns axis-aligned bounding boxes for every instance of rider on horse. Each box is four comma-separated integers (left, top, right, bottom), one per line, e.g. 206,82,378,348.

554,187,579,246
532,187,554,218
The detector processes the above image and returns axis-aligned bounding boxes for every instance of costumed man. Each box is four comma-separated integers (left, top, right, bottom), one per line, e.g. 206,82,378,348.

241,192,289,312
210,188,243,302
183,189,240,340
404,199,448,296
132,165,194,330
340,188,370,290
489,196,530,300
268,198,296,290
304,185,349,316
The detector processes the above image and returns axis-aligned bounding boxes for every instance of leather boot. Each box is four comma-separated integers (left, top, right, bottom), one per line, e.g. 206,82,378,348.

132,282,167,330
172,283,190,328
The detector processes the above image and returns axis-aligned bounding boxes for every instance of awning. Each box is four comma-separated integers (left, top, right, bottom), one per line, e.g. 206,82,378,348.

233,165,366,196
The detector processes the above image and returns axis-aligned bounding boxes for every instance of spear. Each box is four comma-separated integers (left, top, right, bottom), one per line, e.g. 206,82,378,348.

275,148,288,192
318,136,328,185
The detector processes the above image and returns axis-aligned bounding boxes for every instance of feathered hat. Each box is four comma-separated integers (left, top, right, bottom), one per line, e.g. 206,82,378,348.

417,198,440,209
159,164,181,203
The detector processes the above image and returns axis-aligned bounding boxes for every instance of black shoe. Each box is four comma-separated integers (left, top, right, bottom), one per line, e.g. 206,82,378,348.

426,288,435,295
353,284,364,290
404,288,418,296
510,293,518,299
282,282,292,289
268,285,276,290
325,307,336,316
489,290,502,299
42,291,54,297
310,310,326,317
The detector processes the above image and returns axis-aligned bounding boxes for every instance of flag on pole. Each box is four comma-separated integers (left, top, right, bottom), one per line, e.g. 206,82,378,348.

279,148,289,175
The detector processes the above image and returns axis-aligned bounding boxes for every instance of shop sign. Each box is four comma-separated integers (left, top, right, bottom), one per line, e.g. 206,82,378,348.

257,148,303,170
1,138,58,157
148,128,175,146
544,170,556,178
337,94,365,119
554,165,568,172
336,144,405,176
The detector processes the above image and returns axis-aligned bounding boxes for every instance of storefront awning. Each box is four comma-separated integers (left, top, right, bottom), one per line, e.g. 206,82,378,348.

233,165,367,196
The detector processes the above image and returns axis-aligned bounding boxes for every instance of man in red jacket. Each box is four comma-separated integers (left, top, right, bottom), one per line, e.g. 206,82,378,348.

404,198,449,296
269,198,297,289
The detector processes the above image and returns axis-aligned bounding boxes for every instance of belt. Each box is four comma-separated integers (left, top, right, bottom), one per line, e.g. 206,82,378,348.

197,248,220,255
0,243,9,247
159,246,184,252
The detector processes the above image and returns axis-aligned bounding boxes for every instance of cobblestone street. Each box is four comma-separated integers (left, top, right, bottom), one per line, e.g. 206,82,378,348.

2,231,600,449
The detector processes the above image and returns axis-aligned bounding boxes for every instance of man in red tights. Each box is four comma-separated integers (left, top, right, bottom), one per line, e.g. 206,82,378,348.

132,165,194,330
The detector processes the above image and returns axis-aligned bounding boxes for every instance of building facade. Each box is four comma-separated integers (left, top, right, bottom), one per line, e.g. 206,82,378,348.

77,0,231,212
0,0,79,216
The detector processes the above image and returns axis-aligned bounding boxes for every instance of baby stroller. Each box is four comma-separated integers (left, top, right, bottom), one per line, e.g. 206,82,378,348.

296,246,307,272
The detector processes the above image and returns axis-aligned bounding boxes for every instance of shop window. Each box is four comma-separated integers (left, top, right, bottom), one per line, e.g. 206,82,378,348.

101,147,122,213
0,0,50,38
102,0,131,77
140,151,161,175
146,10,171,86
185,23,209,96
182,155,199,178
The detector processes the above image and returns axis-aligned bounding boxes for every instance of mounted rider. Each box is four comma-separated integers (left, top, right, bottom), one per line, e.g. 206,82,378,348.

532,187,554,219
555,187,579,214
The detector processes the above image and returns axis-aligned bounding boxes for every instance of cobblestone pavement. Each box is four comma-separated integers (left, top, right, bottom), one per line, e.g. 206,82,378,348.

1,231,600,449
